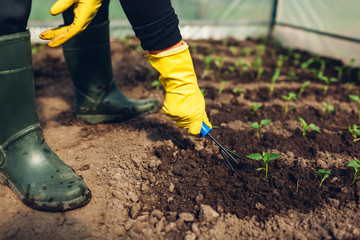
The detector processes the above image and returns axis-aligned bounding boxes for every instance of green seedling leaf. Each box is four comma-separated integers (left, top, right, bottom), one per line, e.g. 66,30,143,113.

315,169,331,188
218,80,229,95
309,123,321,133
282,92,297,114
348,158,360,184
151,80,161,90
247,153,263,160
321,102,334,117
247,151,281,179
299,117,320,136
349,125,360,142
348,95,360,122
250,119,271,140
249,102,262,114
298,80,311,97
233,87,244,96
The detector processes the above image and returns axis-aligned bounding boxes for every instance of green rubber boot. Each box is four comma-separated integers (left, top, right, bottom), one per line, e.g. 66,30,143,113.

0,31,91,211
62,20,160,124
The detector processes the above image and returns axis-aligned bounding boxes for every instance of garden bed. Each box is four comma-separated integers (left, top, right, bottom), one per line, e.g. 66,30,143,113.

1,37,360,239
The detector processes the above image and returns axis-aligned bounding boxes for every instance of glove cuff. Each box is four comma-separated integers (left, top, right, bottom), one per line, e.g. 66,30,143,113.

145,41,188,58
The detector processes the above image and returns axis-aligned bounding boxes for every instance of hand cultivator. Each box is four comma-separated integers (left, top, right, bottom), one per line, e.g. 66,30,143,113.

201,123,243,171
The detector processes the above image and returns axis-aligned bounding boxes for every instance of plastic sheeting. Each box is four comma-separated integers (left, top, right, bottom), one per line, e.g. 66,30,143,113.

274,0,360,65
28,0,360,64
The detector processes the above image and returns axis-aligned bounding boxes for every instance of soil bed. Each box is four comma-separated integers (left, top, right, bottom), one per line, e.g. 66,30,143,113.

1,37,360,240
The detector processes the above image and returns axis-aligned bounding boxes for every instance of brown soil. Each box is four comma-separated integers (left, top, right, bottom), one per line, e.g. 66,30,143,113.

1,37,360,240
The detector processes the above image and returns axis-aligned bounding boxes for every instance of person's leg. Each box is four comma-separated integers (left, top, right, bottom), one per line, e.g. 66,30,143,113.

119,0,182,51
0,0,91,211
119,0,211,134
61,0,159,124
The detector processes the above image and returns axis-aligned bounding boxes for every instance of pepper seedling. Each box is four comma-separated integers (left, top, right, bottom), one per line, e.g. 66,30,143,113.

348,94,360,122
348,158,360,184
348,124,360,143
335,65,347,82
299,117,321,136
269,68,280,97
321,102,334,117
218,80,228,95
318,72,337,95
293,53,301,66
250,119,271,141
249,102,262,114
247,151,281,179
151,80,161,90
282,92,297,114
298,80,311,97
214,55,225,77
242,47,252,56
232,87,244,96
201,56,214,79
300,58,314,73
315,169,331,188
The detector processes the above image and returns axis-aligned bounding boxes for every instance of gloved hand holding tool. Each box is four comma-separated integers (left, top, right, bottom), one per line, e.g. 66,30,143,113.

39,0,103,47
146,42,242,170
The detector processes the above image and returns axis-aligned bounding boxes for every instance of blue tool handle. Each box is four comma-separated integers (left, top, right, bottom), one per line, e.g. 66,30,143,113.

200,122,212,137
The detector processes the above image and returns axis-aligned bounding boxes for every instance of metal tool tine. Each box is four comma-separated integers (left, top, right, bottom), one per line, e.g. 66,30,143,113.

206,132,242,171
219,147,235,172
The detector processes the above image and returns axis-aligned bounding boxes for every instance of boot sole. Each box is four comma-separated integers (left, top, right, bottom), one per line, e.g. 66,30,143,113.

0,171,92,212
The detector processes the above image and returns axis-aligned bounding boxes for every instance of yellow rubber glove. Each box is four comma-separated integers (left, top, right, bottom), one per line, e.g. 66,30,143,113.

39,0,103,47
146,42,212,135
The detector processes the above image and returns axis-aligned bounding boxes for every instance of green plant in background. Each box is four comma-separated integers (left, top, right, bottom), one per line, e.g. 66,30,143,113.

214,55,225,76
315,169,331,188
276,54,288,69
299,117,321,136
151,80,161,90
288,70,297,80
200,88,206,97
249,102,263,114
319,59,326,73
348,94,360,122
318,72,337,95
229,46,238,55
335,65,347,82
242,47,252,56
234,57,246,76
348,125,360,143
293,53,301,66
247,152,281,179
218,80,228,95
346,58,356,75
250,119,271,141
346,82,355,93
300,58,314,72
255,44,266,58
201,56,214,79
257,67,264,81
31,44,44,54
269,68,280,97
252,58,262,70
282,92,297,114
348,158,360,184
298,80,311,97
321,102,335,117
232,87,244,96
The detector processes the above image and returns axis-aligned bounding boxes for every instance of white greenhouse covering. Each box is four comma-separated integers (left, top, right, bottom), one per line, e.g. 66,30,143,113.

29,0,360,65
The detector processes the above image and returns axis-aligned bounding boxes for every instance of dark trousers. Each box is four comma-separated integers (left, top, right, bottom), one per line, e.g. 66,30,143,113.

0,0,181,50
